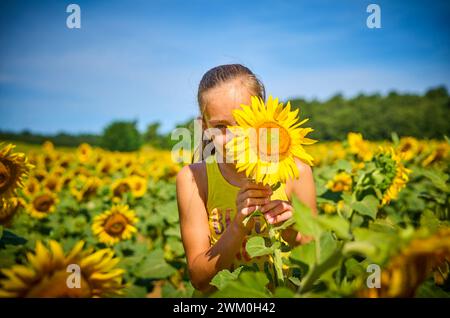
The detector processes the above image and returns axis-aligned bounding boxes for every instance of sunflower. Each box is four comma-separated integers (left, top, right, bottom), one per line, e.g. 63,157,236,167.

96,157,116,176
70,175,102,202
128,175,147,198
42,140,55,153
226,95,317,186
0,143,34,200
327,172,353,192
0,240,125,297
347,132,373,161
26,191,58,219
375,147,412,206
397,137,421,161
422,143,449,167
359,227,450,298
0,197,22,226
22,177,41,198
111,178,132,201
77,143,94,164
92,205,138,245
321,202,336,214
43,173,63,193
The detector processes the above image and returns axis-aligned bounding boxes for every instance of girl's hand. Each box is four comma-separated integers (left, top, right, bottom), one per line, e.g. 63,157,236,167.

234,181,272,233
260,200,293,225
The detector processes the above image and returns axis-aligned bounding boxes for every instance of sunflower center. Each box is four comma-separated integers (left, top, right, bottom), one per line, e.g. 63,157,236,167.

104,213,128,236
25,270,91,298
46,179,58,191
113,183,130,197
400,143,412,152
0,160,12,192
33,194,55,212
256,123,291,157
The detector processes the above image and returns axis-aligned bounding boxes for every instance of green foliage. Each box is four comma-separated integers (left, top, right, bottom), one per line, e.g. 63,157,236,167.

290,86,450,140
101,120,142,152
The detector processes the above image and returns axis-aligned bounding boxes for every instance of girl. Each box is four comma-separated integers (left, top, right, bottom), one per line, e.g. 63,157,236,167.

176,64,317,293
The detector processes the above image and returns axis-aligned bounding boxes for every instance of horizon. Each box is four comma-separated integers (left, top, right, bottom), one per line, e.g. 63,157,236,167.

1,84,448,136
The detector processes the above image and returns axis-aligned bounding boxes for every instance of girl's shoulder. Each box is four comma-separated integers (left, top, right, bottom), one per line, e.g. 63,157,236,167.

176,161,208,203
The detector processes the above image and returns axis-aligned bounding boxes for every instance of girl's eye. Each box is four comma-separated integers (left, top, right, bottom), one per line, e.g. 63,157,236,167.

215,124,227,130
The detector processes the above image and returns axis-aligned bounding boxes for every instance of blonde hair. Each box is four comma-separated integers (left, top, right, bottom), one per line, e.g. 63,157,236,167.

194,64,265,162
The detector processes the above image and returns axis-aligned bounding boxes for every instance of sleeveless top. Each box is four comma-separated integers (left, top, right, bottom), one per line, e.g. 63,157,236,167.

205,156,289,277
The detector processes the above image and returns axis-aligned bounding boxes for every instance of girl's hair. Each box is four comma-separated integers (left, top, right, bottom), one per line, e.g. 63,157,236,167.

193,64,265,162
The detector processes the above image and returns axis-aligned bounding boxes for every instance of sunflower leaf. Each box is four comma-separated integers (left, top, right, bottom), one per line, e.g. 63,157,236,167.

242,209,264,227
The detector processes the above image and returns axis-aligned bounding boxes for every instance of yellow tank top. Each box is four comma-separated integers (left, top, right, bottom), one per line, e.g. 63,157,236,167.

205,156,289,276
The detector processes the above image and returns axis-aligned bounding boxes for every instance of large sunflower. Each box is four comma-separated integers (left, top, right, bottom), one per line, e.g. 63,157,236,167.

226,95,317,186
0,143,34,200
26,191,59,219
0,240,125,297
92,205,138,245
359,227,450,298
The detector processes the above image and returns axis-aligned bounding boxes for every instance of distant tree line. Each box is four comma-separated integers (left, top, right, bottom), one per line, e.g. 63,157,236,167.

289,86,449,141
1,86,448,151
0,130,102,148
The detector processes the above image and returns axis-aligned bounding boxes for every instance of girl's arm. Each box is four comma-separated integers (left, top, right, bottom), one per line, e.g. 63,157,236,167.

176,165,269,292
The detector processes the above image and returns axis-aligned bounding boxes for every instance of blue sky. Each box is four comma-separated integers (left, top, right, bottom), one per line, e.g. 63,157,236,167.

0,0,449,134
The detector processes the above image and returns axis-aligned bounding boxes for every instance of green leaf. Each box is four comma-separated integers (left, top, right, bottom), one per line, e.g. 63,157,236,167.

351,195,379,219
134,249,176,279
290,241,316,268
242,209,264,227
162,282,194,298
335,159,352,173
210,266,243,290
0,230,27,247
245,236,279,258
123,284,148,298
317,215,351,240
292,197,322,238
318,232,338,264
274,287,295,298
419,169,449,193
212,272,270,298
164,226,181,238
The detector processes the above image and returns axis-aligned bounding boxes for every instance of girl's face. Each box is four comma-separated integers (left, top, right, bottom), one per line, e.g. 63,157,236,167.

202,78,253,159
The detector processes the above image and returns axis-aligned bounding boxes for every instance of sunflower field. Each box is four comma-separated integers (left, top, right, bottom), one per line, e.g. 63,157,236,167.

0,133,449,298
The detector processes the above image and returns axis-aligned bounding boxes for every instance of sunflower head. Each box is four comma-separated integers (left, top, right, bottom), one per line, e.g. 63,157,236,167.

373,147,412,206
226,95,317,186
77,143,94,164
43,173,63,193
327,171,353,192
0,240,125,297
358,228,450,298
0,197,22,226
92,205,138,245
70,175,102,202
111,178,132,201
347,132,373,161
397,137,420,161
0,143,34,200
128,175,147,198
26,191,59,219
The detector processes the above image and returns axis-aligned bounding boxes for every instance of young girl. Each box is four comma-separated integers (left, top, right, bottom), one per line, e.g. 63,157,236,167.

176,64,317,292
